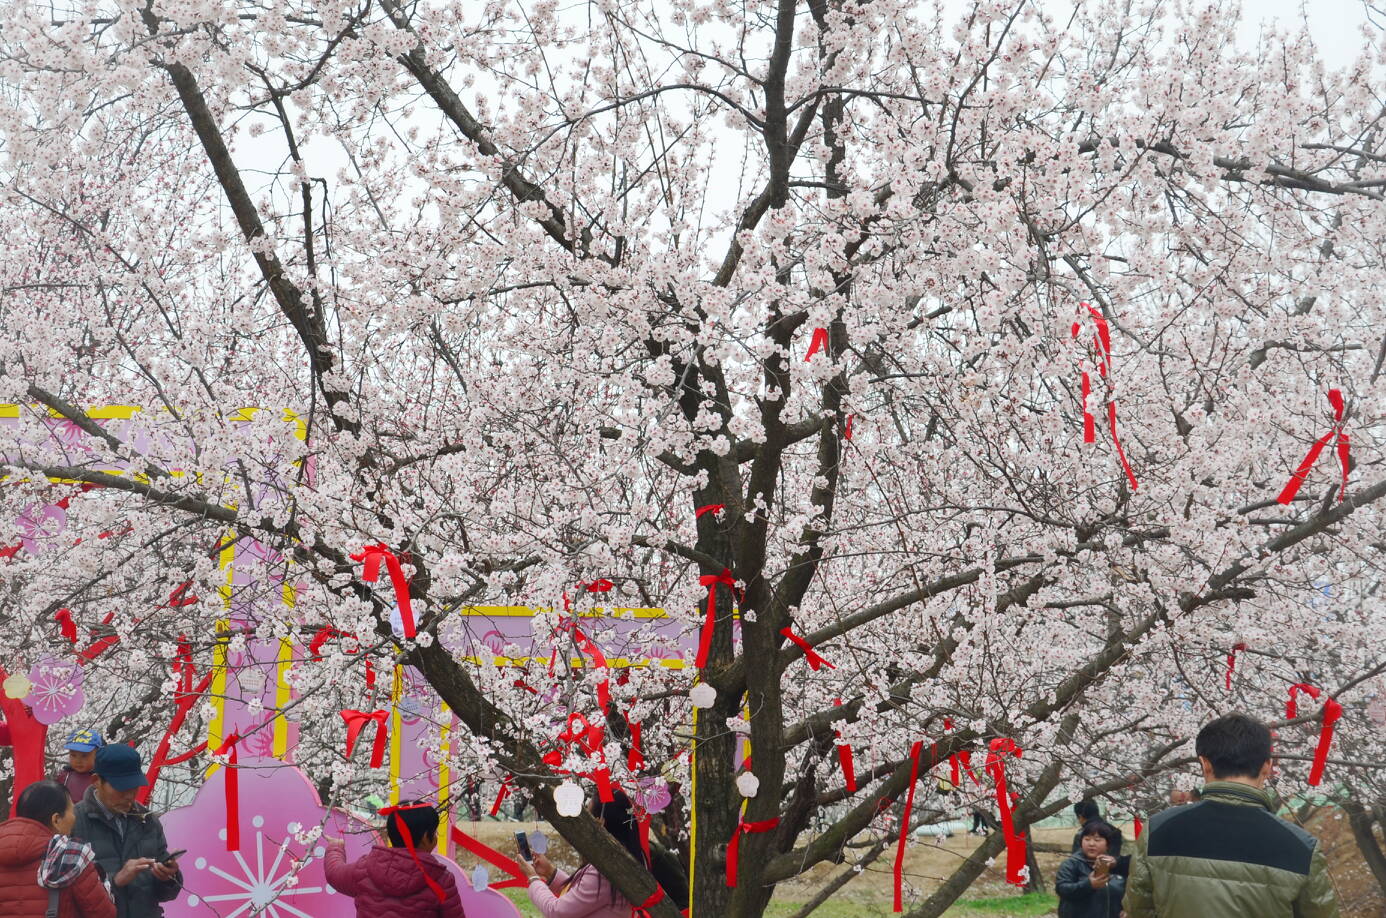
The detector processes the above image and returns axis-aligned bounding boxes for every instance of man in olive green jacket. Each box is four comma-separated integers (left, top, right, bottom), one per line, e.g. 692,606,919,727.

1125,713,1339,918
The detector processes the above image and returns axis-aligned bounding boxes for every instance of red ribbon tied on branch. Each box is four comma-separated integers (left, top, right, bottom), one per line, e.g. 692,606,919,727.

893,740,923,912
451,825,527,889
1071,302,1138,490
310,627,377,693
632,885,665,918
214,733,241,851
985,738,1027,887
1277,389,1350,505
341,709,389,769
805,326,829,361
694,504,725,520
694,569,738,669
780,627,834,670
1286,683,1342,786
53,609,77,646
726,817,779,887
351,543,416,639
380,803,447,902
1225,642,1248,692
833,698,856,794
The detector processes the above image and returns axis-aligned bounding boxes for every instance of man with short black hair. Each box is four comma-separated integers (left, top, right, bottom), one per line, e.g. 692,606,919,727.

1124,712,1339,917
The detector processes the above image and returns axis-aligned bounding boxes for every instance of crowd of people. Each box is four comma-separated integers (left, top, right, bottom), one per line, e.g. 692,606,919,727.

0,711,1349,917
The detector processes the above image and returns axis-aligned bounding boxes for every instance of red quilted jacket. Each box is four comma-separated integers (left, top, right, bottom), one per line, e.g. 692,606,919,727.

0,817,115,918
324,842,467,918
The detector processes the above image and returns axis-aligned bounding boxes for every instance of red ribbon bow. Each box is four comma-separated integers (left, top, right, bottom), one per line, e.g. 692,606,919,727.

1225,642,1248,691
584,579,614,592
1277,389,1350,504
726,817,779,887
985,738,1027,887
805,326,829,361
351,543,416,639
893,741,924,912
555,713,615,802
214,734,241,851
779,627,834,670
1072,303,1138,490
1287,684,1342,786
380,804,446,902
451,825,527,889
341,709,389,768
694,569,738,669
490,776,513,817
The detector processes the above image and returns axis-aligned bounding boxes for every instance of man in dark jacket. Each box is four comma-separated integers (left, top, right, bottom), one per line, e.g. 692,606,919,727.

1125,713,1339,917
72,744,183,917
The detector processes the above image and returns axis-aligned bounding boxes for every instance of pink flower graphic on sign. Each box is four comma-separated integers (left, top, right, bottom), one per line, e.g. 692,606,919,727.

27,657,84,725
17,503,67,556
160,758,521,918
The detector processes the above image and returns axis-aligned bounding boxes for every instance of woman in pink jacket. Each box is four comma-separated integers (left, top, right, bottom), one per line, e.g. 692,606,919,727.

522,790,655,918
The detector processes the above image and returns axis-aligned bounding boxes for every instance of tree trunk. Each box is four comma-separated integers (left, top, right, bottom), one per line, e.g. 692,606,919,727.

1343,801,1386,899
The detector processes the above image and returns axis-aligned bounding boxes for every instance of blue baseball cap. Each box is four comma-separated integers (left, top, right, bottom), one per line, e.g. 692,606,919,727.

64,729,105,753
93,744,149,791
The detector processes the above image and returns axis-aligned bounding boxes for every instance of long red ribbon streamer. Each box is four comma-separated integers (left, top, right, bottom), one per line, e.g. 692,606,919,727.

694,569,736,669
779,627,834,670
893,740,923,912
351,543,417,638
726,817,779,887
450,825,528,889
1287,684,1341,786
833,699,856,793
985,738,1026,887
1277,389,1350,504
341,709,389,768
1072,303,1138,489
1225,642,1247,691
215,734,240,851
1308,698,1342,787
805,327,829,361
380,804,447,902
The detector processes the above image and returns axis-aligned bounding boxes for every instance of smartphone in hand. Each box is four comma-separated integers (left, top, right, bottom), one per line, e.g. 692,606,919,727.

164,850,188,865
514,832,533,861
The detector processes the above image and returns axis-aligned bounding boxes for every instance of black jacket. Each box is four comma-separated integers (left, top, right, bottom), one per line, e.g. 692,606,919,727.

72,786,182,918
1056,854,1125,918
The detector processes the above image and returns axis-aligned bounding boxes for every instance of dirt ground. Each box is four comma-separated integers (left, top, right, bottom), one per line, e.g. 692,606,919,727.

462,812,1386,917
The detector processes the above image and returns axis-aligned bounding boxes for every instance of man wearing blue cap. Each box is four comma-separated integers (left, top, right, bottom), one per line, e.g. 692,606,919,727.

72,744,183,917
51,726,104,803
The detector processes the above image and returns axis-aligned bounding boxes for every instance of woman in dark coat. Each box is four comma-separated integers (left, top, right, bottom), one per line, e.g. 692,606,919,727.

1056,820,1125,918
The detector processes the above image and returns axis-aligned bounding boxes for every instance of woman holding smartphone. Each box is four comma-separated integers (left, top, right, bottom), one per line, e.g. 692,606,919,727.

1056,820,1126,918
